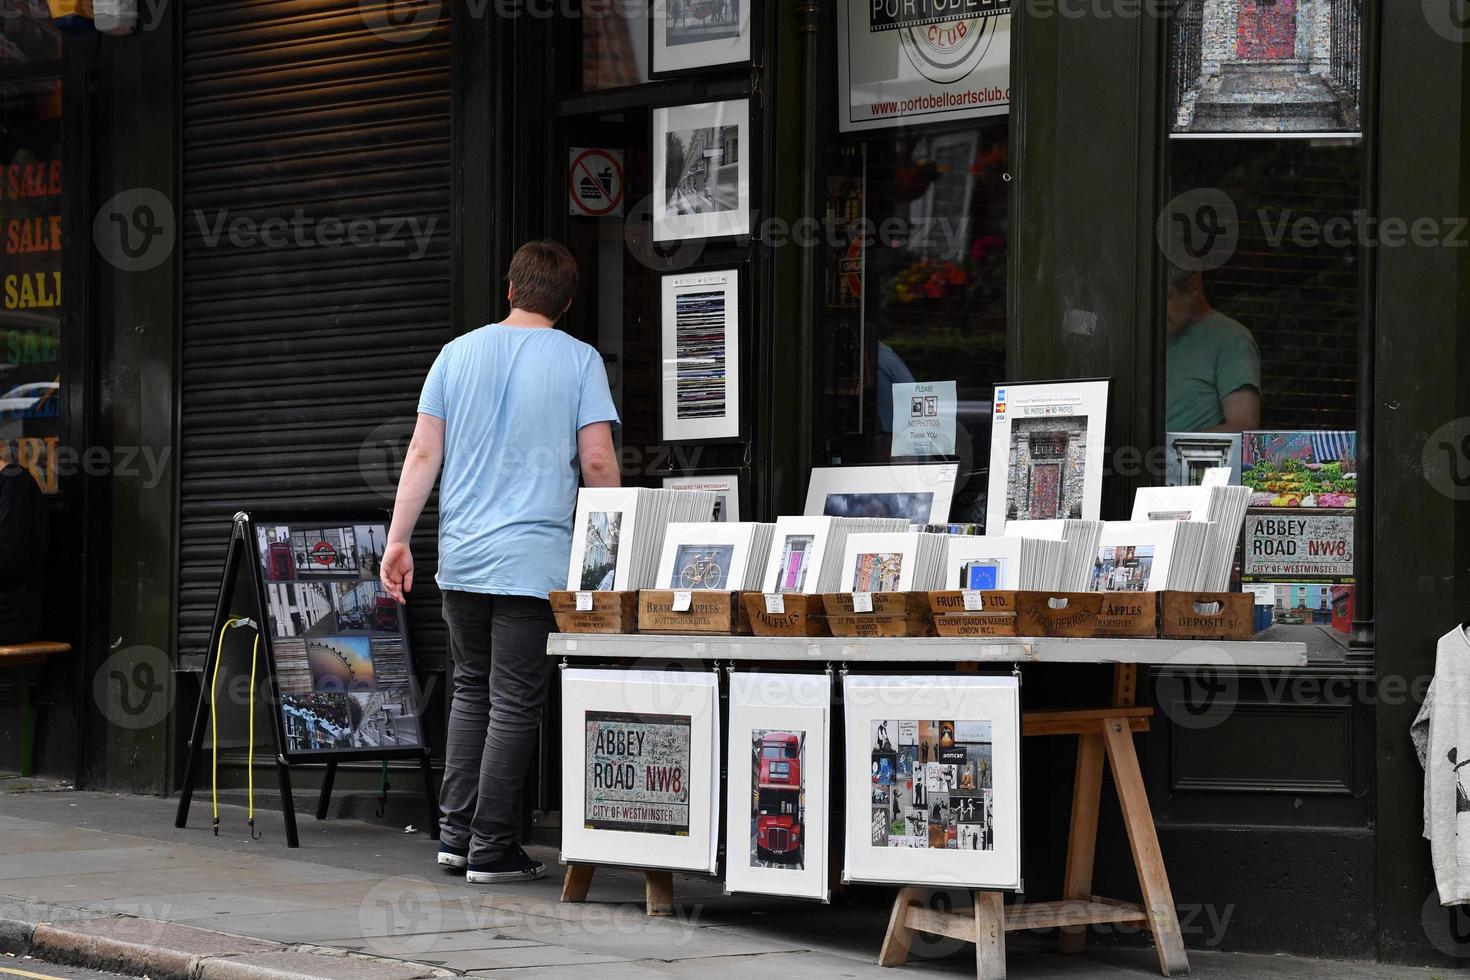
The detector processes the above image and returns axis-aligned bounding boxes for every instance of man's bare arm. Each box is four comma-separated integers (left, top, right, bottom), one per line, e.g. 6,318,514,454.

578,421,620,488
381,413,446,602
1209,387,1262,433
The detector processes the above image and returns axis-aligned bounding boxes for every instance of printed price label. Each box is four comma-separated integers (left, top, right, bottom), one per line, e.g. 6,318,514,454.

672,590,693,612
575,591,594,612
962,590,984,611
763,593,785,615
852,592,874,613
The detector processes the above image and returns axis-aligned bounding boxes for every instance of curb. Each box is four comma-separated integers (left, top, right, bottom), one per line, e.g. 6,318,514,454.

1,912,453,980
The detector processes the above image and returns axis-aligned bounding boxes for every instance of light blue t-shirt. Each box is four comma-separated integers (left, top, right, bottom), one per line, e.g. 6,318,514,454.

417,324,619,599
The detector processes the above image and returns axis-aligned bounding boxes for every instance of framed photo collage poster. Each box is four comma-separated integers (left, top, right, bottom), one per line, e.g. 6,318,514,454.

560,668,1021,897
252,517,425,761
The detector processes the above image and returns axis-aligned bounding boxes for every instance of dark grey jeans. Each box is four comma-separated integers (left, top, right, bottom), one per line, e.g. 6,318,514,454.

438,590,555,864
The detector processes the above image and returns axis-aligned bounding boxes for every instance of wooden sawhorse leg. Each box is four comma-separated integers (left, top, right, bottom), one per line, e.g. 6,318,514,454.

559,864,675,917
878,888,1007,977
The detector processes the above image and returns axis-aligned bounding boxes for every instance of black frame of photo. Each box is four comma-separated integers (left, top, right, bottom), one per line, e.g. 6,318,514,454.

174,510,439,848
647,0,761,80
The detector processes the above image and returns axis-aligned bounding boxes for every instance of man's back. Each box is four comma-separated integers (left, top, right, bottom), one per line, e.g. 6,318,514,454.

418,324,617,599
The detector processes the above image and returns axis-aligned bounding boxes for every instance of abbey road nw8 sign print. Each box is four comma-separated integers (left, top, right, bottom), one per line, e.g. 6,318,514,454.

561,669,720,873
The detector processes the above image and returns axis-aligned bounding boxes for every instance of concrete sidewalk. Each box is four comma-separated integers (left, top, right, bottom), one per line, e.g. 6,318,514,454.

0,786,1438,979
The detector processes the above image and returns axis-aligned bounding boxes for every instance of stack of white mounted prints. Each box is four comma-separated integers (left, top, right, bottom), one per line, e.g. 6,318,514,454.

567,488,718,591
943,536,1066,591
1131,484,1252,592
840,532,950,593
760,516,910,594
655,522,776,591
1088,521,1213,593
1004,519,1105,592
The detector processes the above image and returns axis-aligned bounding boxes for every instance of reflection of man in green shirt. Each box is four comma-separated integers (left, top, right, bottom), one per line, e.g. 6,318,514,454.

1165,266,1261,432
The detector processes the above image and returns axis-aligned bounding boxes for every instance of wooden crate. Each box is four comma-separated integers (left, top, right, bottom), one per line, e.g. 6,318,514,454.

741,592,828,637
1159,592,1255,641
928,590,1019,615
1014,592,1104,637
548,591,638,634
822,592,935,638
638,590,751,635
1094,592,1160,639
933,612,1019,637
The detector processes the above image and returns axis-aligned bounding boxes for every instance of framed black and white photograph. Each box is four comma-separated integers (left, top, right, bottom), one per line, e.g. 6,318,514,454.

650,0,753,77
653,100,750,242
660,268,741,441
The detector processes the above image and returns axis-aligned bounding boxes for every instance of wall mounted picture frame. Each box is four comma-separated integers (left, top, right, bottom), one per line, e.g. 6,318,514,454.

653,100,751,242
804,463,958,525
985,379,1110,535
561,668,721,873
843,674,1021,891
726,672,831,902
662,473,741,522
660,268,741,442
649,0,754,78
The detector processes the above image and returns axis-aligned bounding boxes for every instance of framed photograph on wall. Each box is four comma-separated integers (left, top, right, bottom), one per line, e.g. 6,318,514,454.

660,268,741,441
803,463,958,525
561,668,721,873
726,672,831,902
985,379,1110,535
843,675,1021,891
662,473,741,522
649,0,753,77
653,100,751,242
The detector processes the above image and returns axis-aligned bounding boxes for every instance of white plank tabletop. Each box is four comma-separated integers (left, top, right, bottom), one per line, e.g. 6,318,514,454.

546,633,1307,668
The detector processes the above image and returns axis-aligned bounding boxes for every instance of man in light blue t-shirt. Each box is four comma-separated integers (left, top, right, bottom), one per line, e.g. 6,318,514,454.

382,241,619,883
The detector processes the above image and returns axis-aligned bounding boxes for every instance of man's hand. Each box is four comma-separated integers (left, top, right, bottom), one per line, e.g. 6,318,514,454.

381,541,414,604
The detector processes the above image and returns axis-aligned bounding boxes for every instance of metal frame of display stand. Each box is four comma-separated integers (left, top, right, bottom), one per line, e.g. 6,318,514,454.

547,633,1306,979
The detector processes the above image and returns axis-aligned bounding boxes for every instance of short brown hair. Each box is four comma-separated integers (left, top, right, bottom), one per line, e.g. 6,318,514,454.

506,240,580,319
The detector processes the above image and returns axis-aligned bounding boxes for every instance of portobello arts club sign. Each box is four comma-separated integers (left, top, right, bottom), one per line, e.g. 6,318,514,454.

838,0,1011,132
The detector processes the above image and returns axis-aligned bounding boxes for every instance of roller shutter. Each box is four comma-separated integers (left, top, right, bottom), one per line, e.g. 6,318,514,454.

177,0,453,673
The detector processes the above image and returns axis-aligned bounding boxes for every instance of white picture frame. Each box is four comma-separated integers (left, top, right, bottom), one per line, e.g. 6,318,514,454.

649,0,752,77
843,675,1021,891
662,473,740,523
660,269,741,441
986,380,1110,534
944,537,1024,591
841,532,920,593
561,668,720,873
566,488,643,592
761,517,833,594
725,672,831,902
804,464,957,525
653,100,751,242
655,522,757,591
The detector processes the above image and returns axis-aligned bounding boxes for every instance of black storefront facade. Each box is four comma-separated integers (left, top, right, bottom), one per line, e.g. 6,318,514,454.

2,0,1467,969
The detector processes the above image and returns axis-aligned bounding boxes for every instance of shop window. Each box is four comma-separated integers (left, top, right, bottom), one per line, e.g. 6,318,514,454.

816,123,1009,524
1164,0,1366,656
0,78,64,493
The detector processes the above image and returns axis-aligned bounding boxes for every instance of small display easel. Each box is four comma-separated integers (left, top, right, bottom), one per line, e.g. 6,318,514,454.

174,511,439,847
878,664,1187,978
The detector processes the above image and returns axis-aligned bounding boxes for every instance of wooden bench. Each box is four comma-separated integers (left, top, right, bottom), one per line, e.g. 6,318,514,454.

0,641,72,776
